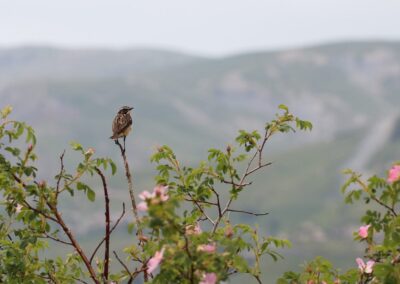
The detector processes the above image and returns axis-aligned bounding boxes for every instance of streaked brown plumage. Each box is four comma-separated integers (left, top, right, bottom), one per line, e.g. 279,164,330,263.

110,106,133,139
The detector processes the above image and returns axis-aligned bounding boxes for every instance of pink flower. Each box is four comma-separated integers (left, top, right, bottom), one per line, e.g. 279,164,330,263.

356,258,375,274
154,185,169,202
358,224,371,239
388,165,400,183
137,201,148,212
197,243,216,253
186,223,202,235
147,248,165,274
139,190,154,200
200,272,217,284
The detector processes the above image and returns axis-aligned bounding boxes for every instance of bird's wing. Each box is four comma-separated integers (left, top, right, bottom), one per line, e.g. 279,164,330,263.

112,114,132,135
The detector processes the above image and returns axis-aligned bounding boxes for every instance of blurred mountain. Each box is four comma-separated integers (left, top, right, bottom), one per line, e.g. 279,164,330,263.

1,41,399,281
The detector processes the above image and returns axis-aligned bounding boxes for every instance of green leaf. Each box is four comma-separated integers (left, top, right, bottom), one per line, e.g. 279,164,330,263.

87,188,96,202
278,104,289,113
109,160,117,175
70,141,83,152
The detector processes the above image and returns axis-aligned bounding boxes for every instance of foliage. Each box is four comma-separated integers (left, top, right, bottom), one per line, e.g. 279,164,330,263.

0,104,312,283
278,166,400,283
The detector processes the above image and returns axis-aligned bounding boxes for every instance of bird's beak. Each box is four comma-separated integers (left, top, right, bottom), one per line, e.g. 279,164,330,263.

129,107,134,111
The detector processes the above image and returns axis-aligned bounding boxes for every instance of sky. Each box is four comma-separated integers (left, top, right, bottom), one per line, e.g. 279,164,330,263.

1,0,400,56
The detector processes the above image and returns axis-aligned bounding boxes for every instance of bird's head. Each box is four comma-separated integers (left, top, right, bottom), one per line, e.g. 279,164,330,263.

118,106,134,114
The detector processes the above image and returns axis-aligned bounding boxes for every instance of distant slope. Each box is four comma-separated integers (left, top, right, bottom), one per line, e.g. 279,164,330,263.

0,46,204,81
1,41,400,281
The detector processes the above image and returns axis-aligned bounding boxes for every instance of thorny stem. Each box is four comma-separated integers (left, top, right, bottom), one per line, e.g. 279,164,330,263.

115,139,148,281
115,140,143,239
95,167,110,281
47,202,99,283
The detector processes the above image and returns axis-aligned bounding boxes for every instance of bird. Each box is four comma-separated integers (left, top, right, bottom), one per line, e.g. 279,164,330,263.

110,106,134,151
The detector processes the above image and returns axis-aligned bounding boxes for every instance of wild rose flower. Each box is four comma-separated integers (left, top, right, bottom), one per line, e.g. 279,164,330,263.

154,185,169,202
186,223,202,235
358,224,371,239
197,243,216,253
137,185,169,212
139,190,154,200
200,272,217,284
356,258,375,274
137,201,148,212
147,248,165,274
388,165,400,183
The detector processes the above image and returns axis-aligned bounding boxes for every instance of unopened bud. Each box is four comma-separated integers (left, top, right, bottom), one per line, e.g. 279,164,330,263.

139,235,148,243
38,180,46,188
226,145,231,154
85,147,95,156
225,226,233,238
28,144,33,152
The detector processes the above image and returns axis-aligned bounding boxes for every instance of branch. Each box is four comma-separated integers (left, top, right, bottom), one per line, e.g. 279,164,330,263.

11,173,59,223
95,167,110,281
90,203,126,264
113,250,139,284
357,180,398,217
47,202,99,284
55,150,65,198
42,232,73,246
226,209,269,216
115,140,143,240
186,193,215,225
212,130,273,234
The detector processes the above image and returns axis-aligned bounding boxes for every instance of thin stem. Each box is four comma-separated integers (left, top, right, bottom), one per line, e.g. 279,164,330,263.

55,150,65,198
95,167,110,281
115,140,143,238
357,180,398,217
41,233,73,246
226,208,269,216
90,203,126,264
212,130,273,234
186,193,215,225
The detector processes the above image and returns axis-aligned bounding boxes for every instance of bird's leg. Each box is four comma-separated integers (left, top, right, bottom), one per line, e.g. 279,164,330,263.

123,136,126,154
114,138,119,145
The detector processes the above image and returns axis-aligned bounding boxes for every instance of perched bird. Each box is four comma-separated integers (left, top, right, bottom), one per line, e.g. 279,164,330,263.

110,106,134,150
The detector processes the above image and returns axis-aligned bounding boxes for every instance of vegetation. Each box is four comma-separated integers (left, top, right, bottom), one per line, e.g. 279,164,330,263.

1,104,399,283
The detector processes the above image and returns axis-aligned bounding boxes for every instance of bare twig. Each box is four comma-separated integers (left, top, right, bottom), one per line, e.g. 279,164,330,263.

42,232,73,246
115,140,143,239
254,275,263,284
186,193,215,225
212,131,273,234
113,250,144,284
226,209,269,216
357,180,398,217
90,203,126,264
72,278,89,284
95,167,110,281
55,150,65,198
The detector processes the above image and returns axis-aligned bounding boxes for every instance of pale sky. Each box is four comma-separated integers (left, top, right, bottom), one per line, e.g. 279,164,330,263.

1,0,399,56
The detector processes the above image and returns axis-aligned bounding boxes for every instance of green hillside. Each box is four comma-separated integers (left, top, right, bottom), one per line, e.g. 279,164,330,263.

1,41,400,282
